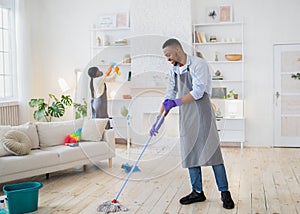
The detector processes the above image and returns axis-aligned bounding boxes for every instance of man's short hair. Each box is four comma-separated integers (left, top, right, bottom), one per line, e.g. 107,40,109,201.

162,38,183,50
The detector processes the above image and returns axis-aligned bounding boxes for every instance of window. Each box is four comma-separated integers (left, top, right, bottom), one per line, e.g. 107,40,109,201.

0,0,16,102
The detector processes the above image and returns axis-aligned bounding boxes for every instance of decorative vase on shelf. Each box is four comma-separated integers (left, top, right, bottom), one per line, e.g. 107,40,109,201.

103,34,110,46
212,70,223,80
215,51,219,61
97,36,101,46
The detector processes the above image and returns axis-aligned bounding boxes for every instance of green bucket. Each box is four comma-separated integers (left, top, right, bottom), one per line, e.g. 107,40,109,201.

3,182,43,214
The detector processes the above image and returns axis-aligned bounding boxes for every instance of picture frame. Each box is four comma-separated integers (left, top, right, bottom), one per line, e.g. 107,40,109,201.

219,5,233,22
212,87,227,99
116,12,130,28
205,6,219,23
97,14,116,29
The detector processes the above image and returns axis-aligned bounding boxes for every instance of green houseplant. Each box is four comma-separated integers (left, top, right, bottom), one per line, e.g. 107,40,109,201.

224,89,238,99
29,94,87,122
291,72,300,80
73,98,87,119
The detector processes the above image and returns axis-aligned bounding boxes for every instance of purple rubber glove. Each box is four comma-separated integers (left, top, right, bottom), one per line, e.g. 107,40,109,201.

163,98,182,111
150,115,165,136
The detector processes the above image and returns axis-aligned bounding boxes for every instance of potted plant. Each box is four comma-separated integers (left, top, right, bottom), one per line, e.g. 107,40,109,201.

29,94,87,122
224,89,238,99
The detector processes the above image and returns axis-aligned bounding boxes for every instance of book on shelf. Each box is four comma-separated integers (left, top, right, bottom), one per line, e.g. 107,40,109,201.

195,31,201,43
200,32,207,43
196,32,207,43
212,75,224,80
194,31,199,43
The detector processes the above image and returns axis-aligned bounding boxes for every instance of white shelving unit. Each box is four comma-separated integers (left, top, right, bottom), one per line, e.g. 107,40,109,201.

193,21,245,147
89,26,132,82
90,27,131,50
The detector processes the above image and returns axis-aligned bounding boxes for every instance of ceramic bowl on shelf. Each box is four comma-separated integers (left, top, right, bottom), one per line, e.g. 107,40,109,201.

225,54,242,61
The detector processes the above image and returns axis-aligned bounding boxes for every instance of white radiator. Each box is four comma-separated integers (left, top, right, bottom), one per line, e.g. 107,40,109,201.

0,103,19,126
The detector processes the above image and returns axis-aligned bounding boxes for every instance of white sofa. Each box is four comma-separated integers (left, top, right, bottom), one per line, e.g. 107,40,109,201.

0,118,115,184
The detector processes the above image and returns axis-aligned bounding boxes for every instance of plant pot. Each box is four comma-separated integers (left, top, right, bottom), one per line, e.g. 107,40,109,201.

233,94,238,99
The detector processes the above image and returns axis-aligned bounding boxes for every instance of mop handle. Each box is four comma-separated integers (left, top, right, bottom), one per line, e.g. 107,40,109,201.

114,110,166,201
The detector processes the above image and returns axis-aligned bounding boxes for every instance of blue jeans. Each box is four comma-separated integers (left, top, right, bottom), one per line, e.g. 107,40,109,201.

188,164,228,192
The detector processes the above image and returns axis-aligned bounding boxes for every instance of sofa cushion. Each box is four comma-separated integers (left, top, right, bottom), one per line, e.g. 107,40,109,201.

81,118,108,142
0,126,12,157
36,119,83,148
42,141,109,163
2,130,32,155
79,141,109,156
13,122,40,149
0,149,60,176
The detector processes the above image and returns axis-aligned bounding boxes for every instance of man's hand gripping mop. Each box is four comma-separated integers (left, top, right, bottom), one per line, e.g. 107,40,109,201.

97,110,166,213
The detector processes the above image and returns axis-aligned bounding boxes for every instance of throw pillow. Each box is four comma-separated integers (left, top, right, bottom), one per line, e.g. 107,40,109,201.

0,126,12,157
2,130,32,155
64,128,82,145
12,122,40,149
81,118,108,141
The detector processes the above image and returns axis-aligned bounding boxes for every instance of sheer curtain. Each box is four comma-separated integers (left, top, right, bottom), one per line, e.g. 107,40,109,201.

14,0,33,123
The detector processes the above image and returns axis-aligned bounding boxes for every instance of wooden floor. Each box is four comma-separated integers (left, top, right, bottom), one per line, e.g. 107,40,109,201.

1,144,300,214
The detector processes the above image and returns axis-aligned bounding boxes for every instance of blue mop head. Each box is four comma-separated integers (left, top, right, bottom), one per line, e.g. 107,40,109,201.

121,163,141,174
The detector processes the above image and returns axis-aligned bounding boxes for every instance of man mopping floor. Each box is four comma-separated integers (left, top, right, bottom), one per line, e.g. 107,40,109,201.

150,38,234,209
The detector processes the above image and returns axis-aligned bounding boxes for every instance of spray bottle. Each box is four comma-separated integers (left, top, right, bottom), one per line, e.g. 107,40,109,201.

0,195,8,214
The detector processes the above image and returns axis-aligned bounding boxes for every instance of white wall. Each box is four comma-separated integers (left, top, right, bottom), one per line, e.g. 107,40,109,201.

191,0,300,146
19,0,300,146
128,0,191,140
